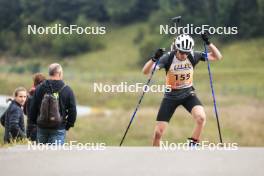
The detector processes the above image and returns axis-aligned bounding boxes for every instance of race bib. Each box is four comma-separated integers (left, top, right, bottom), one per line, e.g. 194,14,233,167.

166,56,193,89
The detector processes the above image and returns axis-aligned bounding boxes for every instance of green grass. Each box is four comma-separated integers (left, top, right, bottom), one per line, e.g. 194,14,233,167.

0,24,264,146
1,25,263,107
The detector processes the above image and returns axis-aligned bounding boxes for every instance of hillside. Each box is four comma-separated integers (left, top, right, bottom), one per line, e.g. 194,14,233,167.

0,23,263,146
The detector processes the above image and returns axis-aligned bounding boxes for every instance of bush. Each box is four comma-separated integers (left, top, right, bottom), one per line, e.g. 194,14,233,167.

133,28,145,44
138,40,160,67
0,21,105,58
9,65,26,74
52,34,91,57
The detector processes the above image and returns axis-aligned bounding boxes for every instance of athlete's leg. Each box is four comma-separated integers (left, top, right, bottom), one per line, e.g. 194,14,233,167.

190,105,206,141
153,121,168,146
153,98,178,146
182,94,206,142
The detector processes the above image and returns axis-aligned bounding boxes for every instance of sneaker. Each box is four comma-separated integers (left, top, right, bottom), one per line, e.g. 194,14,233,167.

188,137,200,147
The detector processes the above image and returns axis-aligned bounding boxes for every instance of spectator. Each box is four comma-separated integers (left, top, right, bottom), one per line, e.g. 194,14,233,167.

24,73,46,141
29,63,77,144
2,87,27,143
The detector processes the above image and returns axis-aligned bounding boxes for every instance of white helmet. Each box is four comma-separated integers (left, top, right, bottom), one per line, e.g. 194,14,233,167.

174,34,194,52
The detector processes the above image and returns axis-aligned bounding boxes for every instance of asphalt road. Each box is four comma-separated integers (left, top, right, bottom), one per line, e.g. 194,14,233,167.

0,146,263,176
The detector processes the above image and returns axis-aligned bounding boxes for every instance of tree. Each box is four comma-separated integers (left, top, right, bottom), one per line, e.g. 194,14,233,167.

0,0,22,32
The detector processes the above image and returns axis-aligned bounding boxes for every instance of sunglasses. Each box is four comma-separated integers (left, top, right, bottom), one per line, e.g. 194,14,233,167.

178,50,190,55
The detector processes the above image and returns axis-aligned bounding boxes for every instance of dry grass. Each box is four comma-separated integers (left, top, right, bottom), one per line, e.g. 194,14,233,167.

66,96,264,146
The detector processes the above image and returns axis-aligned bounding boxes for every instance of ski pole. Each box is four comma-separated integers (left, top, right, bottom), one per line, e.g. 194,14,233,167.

204,43,223,144
119,60,160,146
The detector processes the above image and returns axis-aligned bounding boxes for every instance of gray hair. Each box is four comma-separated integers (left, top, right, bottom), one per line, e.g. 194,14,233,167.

48,63,63,76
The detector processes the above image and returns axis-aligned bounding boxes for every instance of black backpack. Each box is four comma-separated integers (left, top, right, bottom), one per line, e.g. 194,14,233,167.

37,82,66,129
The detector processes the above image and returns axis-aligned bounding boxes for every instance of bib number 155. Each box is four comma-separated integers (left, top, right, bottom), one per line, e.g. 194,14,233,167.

175,73,190,81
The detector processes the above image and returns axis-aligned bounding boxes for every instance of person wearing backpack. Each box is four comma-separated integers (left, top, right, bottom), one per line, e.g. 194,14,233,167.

142,33,222,146
1,87,27,143
29,63,77,144
23,73,46,141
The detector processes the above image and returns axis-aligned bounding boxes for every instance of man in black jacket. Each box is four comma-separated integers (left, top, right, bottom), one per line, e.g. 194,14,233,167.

29,63,77,144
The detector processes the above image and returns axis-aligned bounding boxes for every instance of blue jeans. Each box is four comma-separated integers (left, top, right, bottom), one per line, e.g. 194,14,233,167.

37,127,66,145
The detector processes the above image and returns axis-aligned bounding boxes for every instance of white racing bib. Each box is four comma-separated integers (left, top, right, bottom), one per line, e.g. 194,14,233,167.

166,56,194,89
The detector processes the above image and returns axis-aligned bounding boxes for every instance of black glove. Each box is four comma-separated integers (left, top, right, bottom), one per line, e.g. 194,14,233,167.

151,48,165,62
201,32,211,45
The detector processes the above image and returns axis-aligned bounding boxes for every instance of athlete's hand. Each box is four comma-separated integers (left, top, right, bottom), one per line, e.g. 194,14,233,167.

201,32,211,45
152,48,165,62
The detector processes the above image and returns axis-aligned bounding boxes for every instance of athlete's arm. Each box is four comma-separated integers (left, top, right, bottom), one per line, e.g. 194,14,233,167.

142,59,155,75
142,48,164,75
201,33,223,61
207,43,223,61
